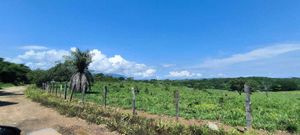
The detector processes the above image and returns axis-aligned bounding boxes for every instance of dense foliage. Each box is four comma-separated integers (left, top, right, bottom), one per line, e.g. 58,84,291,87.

152,77,300,92
0,58,31,84
27,62,75,87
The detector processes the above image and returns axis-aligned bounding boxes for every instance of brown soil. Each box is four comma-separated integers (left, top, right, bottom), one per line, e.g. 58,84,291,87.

0,86,118,135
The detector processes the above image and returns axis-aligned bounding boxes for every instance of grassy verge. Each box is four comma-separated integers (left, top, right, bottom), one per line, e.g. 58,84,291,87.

0,82,14,89
25,85,236,135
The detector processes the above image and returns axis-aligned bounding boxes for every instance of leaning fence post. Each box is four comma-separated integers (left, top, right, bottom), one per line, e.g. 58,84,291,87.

174,90,180,121
64,82,67,100
131,87,137,115
103,86,108,108
244,84,252,129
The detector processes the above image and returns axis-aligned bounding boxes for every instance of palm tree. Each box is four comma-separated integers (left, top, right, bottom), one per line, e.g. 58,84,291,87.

68,48,92,102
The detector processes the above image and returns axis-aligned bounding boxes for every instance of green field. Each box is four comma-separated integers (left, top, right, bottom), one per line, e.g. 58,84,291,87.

26,86,228,135
72,81,300,133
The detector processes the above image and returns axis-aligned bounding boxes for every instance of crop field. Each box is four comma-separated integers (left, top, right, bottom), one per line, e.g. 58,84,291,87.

72,81,300,133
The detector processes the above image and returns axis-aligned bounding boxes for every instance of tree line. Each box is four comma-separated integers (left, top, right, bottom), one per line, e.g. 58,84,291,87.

152,77,300,92
1,56,300,92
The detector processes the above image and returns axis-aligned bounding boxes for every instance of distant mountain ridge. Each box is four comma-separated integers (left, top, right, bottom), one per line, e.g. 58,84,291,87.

105,73,127,78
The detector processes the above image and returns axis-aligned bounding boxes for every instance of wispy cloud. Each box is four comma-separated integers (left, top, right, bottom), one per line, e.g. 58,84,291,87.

199,44,300,68
162,64,175,68
19,45,48,50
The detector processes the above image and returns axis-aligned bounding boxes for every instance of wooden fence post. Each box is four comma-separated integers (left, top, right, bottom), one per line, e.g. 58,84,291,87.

244,84,252,129
55,83,58,96
64,82,67,100
48,82,51,93
60,84,63,98
103,86,108,108
51,82,53,93
49,83,51,93
45,82,48,92
50,83,53,93
174,90,180,121
131,87,137,115
52,83,55,94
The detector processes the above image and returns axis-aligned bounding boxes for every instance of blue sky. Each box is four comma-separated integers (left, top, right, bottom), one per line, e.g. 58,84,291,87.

1,0,300,79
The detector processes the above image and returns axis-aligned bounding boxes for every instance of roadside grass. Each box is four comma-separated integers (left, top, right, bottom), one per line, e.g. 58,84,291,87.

0,82,14,89
25,85,236,135
71,81,300,133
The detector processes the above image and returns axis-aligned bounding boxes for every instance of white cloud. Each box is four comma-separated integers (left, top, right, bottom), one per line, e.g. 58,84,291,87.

7,47,156,78
70,47,77,52
200,44,300,68
89,49,156,78
20,45,48,50
168,70,202,78
7,49,69,69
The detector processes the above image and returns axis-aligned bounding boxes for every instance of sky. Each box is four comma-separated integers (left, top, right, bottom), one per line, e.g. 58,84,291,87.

1,0,300,79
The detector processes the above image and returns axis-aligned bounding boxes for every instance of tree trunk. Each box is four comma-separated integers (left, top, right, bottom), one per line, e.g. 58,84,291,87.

64,82,67,100
80,73,85,103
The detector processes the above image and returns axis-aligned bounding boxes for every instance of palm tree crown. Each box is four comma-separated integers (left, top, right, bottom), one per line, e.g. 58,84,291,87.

68,48,92,102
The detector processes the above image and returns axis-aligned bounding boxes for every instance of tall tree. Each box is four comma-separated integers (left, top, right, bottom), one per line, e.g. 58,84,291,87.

0,58,31,84
67,48,92,102
229,79,245,95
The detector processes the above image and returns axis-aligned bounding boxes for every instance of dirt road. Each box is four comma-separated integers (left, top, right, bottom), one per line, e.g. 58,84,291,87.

0,86,117,135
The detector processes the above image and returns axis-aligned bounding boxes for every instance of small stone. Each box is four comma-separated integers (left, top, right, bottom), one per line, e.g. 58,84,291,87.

208,122,219,131
236,127,247,133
